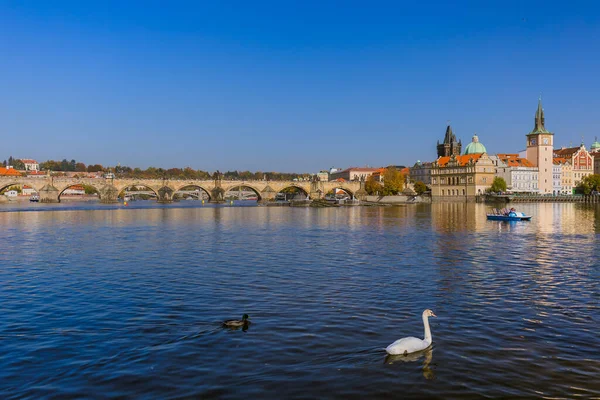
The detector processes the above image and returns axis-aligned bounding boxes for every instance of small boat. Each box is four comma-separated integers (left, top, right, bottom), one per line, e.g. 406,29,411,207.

487,208,531,221
30,194,40,202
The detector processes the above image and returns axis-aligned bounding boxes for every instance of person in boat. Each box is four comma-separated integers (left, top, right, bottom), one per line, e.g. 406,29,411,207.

508,207,517,217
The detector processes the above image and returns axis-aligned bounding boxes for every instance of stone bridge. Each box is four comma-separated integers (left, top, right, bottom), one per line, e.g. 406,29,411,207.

0,175,365,203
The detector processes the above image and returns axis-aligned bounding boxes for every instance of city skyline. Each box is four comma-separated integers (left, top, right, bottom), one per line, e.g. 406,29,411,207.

2,1,600,172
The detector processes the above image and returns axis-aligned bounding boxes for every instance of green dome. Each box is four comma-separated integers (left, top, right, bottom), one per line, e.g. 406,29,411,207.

591,137,600,151
464,134,487,154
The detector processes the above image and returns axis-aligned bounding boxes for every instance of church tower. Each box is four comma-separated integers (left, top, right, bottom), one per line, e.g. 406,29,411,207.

437,125,462,158
525,97,554,194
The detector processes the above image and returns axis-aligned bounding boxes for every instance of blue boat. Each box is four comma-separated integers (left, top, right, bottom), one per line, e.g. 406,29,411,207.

487,208,532,221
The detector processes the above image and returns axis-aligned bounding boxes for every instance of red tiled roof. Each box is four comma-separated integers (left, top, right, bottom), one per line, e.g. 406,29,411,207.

0,167,22,176
437,154,482,167
554,147,580,157
21,159,38,164
553,157,570,165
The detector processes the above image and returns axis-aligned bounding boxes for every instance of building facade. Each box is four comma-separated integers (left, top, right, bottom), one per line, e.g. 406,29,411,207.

430,153,496,201
553,158,573,194
317,170,329,182
21,159,39,172
525,98,554,194
554,144,594,188
410,161,432,185
492,154,538,193
590,137,600,175
329,167,379,182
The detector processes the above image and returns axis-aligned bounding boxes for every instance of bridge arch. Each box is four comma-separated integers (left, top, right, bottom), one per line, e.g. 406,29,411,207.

116,183,159,201
0,182,25,193
57,183,100,201
276,185,310,200
173,184,212,201
222,184,262,201
326,186,355,198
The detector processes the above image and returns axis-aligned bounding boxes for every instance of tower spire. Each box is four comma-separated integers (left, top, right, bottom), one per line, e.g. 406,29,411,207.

531,97,549,134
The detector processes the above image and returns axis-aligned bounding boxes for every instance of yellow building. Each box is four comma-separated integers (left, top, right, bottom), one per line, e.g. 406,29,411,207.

554,144,594,188
431,152,496,202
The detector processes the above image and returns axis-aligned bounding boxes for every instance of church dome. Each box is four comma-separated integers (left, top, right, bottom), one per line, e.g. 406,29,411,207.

463,134,487,154
591,137,600,151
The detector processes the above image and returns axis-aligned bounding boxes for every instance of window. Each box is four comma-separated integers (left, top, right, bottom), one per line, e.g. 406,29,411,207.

442,189,445,196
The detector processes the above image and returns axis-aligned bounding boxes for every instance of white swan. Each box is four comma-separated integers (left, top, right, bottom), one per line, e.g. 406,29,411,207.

386,309,436,355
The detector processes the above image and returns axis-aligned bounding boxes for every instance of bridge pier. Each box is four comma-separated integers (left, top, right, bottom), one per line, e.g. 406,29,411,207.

210,186,225,203
39,184,60,203
158,186,174,203
99,184,119,204
354,181,368,200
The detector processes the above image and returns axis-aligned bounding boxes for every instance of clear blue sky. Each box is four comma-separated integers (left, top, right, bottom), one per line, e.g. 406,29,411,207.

1,1,599,172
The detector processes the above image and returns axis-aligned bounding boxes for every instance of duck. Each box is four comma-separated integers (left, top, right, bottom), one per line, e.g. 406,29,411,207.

386,309,436,356
222,314,251,328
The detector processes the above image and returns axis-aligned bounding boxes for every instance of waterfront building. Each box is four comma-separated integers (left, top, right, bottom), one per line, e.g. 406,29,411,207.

437,125,462,158
552,162,561,194
21,159,39,172
22,185,37,196
590,137,600,175
329,167,379,182
410,160,432,185
525,98,554,194
553,158,573,194
430,153,495,201
554,143,594,188
492,154,538,193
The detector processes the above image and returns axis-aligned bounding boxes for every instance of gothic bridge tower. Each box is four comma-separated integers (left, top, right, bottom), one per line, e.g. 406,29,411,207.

437,125,462,158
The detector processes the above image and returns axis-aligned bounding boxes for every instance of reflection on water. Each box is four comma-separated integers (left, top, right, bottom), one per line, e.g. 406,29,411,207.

0,202,598,398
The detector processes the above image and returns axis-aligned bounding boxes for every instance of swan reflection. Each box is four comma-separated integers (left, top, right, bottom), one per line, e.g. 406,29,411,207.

385,347,435,380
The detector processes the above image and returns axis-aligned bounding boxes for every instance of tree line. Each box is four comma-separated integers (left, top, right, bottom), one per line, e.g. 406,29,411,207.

3,156,312,181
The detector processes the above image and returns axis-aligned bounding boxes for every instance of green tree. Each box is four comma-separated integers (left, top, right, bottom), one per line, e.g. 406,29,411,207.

82,184,99,195
13,159,25,170
413,181,427,195
577,174,600,195
488,177,507,193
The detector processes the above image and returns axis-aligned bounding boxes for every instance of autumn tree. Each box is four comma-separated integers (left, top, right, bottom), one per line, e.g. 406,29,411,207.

365,175,383,195
382,167,404,195
413,181,427,195
87,164,104,173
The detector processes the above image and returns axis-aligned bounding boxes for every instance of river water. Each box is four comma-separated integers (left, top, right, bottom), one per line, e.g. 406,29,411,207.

0,201,599,399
